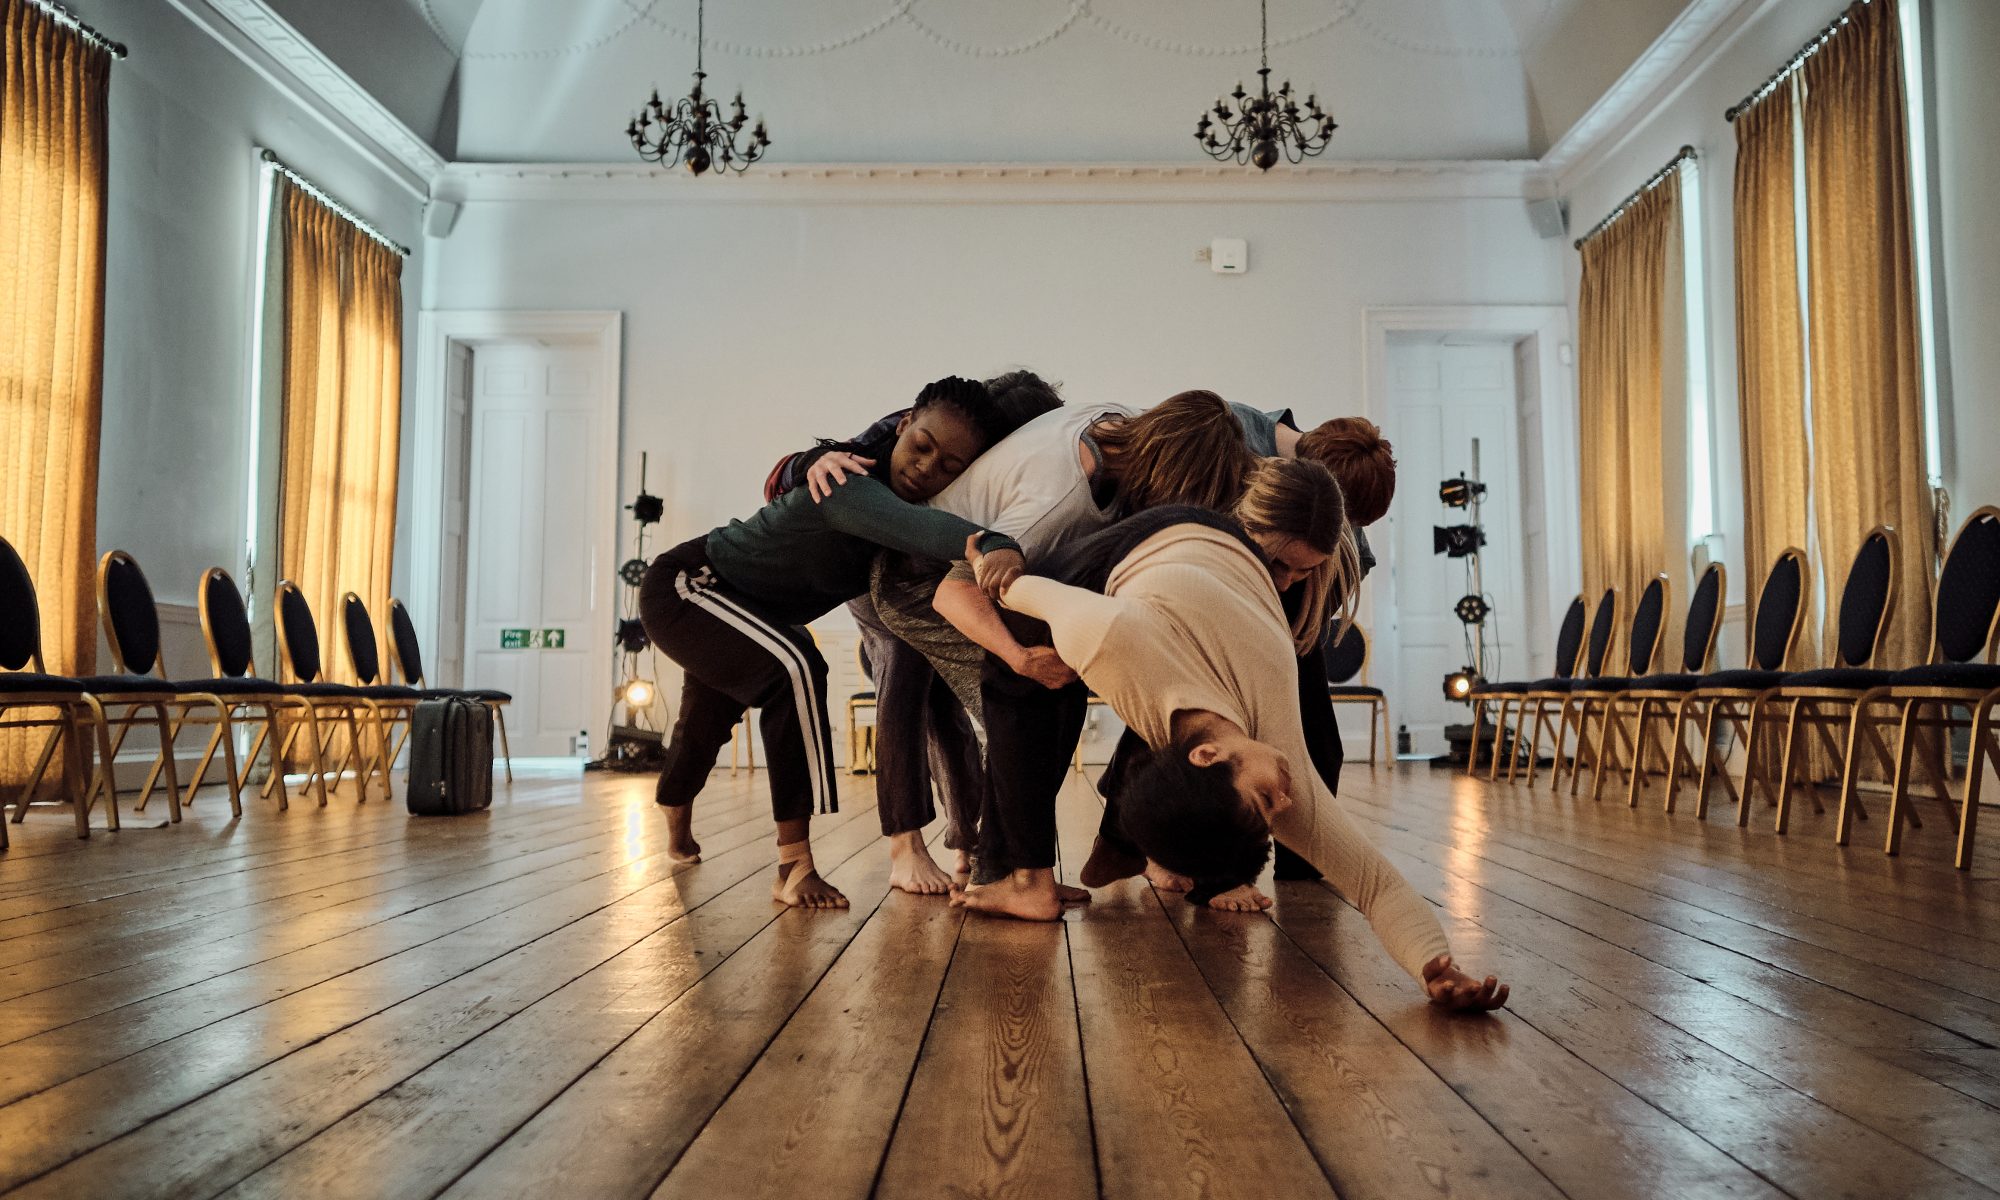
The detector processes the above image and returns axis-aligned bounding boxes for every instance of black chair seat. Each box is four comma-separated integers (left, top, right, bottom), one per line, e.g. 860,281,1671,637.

851,690,877,701
1571,676,1636,693
357,684,423,701
1524,678,1575,693
465,689,512,702
75,674,179,695
1780,667,1895,691
1888,662,2000,690
286,681,366,698
1695,669,1789,691
0,672,87,694
1328,685,1384,698
1624,673,1704,692
1472,681,1529,695
172,676,287,695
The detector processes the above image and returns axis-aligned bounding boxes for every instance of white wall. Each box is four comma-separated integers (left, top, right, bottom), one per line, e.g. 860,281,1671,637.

1930,0,2000,517
67,0,427,677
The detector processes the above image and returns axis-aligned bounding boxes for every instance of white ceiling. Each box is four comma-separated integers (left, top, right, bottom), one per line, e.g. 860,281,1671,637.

271,0,1699,164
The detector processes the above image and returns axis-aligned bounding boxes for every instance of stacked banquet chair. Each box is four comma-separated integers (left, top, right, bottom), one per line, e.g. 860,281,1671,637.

1324,625,1390,764
195,567,347,809
385,599,514,780
1752,526,1901,834
1578,563,1728,807
1567,576,1671,799
338,593,423,783
1467,593,1585,781
273,582,394,800
1659,548,1811,821
0,537,115,841
1838,507,2000,867
1513,588,1621,787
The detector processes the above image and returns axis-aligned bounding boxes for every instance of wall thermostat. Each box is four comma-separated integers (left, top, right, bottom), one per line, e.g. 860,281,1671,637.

1210,238,1248,274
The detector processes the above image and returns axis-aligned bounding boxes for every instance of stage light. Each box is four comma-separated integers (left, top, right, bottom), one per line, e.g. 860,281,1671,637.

621,678,657,708
1442,668,1480,702
1454,593,1490,625
1438,476,1487,508
1433,524,1485,558
617,618,650,653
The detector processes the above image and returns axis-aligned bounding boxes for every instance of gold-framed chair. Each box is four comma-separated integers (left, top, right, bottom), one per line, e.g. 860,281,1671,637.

1572,575,1671,801
386,599,513,781
1471,593,1586,782
1324,624,1389,764
339,593,423,781
274,582,382,799
194,567,333,810
1837,507,2000,866
1584,563,1727,808
0,536,113,840
847,641,876,775
1527,589,1621,790
1669,548,1812,821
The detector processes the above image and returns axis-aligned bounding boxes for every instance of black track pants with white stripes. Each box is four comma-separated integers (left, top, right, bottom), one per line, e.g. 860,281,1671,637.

641,542,838,821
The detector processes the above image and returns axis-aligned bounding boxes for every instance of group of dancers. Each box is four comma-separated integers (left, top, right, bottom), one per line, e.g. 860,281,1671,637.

637,372,1510,1011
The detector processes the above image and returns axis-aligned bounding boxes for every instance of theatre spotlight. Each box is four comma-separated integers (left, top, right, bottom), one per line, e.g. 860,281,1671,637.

620,678,657,709
1439,476,1487,508
1433,524,1485,558
626,491,664,526
617,617,650,653
1453,593,1490,625
620,558,649,587
1442,668,1481,702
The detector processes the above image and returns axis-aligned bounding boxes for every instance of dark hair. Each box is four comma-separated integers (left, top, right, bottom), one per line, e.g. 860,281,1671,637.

909,375,1008,449
1296,417,1397,527
1117,740,1272,884
1092,389,1256,517
984,369,1063,435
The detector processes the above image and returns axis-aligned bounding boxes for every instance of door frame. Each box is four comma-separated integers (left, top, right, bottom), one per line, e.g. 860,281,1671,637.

1360,305,1576,750
409,310,622,729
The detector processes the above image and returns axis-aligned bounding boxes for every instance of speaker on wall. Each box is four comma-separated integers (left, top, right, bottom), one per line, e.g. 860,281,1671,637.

424,199,461,240
1527,197,1568,240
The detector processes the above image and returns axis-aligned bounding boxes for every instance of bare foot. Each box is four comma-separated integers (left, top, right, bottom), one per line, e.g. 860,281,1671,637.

663,804,701,863
1055,882,1092,905
1423,954,1509,1012
775,859,850,909
949,868,1063,921
888,831,953,896
1206,884,1273,912
1079,836,1145,888
1144,860,1194,893
952,849,973,889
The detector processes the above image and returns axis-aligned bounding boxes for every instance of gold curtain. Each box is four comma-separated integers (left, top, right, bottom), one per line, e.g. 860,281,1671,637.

1577,182,1676,622
1732,83,1817,670
0,0,110,781
277,180,403,683
1801,0,1931,669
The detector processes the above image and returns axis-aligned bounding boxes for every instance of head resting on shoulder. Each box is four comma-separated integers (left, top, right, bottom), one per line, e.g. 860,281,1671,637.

1233,457,1359,654
1093,389,1256,516
890,376,1005,501
1295,416,1396,527
983,369,1064,434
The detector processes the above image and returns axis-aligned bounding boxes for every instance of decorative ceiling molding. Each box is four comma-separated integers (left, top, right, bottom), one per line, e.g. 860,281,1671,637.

1539,0,1767,183
170,0,445,196
438,158,1552,205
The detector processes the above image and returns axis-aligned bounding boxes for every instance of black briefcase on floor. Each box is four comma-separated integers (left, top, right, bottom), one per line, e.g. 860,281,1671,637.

407,697,494,815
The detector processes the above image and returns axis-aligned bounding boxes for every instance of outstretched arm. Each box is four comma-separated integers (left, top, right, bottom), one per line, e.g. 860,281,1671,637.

933,576,1076,690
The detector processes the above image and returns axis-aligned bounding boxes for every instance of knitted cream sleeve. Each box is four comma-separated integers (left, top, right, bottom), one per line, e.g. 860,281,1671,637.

999,575,1130,670
1277,797,1451,984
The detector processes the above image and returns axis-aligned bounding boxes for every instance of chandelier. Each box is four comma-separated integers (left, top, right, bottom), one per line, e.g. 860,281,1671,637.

1195,0,1337,171
627,0,769,176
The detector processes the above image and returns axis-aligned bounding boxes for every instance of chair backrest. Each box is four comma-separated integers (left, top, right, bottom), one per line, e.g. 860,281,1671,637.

198,567,257,679
388,600,426,686
1679,563,1726,673
1750,548,1808,671
1930,506,2000,665
341,593,384,685
1582,588,1619,678
0,536,46,673
98,551,164,677
275,581,323,684
1625,575,1670,676
1552,594,1587,680
1832,526,1898,668
1324,624,1367,685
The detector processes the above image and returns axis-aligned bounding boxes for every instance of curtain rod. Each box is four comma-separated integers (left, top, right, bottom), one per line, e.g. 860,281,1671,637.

1726,0,1870,122
24,0,127,58
1573,145,1695,250
259,149,411,257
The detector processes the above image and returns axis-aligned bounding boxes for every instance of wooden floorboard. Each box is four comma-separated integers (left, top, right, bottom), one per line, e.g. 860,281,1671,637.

0,757,1995,1199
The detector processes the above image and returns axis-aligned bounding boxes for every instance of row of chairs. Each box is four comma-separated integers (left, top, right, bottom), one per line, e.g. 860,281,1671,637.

0,537,513,845
1468,507,2000,869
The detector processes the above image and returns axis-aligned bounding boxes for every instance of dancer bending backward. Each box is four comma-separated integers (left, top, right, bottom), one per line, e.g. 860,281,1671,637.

761,371,1064,895
640,377,1023,909
960,458,1507,1011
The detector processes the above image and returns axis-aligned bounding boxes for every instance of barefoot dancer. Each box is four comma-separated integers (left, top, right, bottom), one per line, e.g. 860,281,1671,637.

640,377,1023,909
765,372,1063,895
961,460,1507,1011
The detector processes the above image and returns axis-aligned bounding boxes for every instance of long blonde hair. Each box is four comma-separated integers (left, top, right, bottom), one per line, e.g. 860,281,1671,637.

1233,457,1360,654
1091,390,1254,517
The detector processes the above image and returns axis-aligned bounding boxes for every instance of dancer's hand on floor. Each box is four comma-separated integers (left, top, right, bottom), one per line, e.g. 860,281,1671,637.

806,451,873,502
1422,954,1510,1012
1010,645,1078,690
964,534,1024,600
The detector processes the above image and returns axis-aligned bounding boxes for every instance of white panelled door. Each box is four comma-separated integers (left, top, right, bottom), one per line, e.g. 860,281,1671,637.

1378,339,1528,756
463,343,604,756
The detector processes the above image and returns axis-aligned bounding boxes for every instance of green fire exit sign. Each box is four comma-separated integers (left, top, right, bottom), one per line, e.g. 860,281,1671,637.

500,628,566,649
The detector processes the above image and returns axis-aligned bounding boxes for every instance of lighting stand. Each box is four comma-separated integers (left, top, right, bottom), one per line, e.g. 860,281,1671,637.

589,453,668,773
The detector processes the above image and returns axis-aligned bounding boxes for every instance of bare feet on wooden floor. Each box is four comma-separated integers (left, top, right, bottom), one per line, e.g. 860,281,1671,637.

1055,882,1092,906
1144,860,1194,893
663,803,701,863
950,868,1064,921
1423,954,1509,1012
887,831,953,896
951,848,972,890
1078,836,1145,888
1205,884,1273,912
775,859,849,909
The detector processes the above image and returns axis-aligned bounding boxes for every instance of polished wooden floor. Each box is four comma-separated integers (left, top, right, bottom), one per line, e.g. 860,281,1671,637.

0,755,1996,1199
